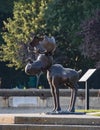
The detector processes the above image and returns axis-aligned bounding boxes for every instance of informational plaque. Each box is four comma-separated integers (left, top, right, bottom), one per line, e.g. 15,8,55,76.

79,69,96,82
79,69,96,110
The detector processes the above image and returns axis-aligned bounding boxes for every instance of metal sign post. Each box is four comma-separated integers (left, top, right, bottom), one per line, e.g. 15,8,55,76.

85,81,89,110
79,69,96,110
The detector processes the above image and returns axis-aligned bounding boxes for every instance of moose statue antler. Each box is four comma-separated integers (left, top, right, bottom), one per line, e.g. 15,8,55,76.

29,35,56,54
25,35,81,113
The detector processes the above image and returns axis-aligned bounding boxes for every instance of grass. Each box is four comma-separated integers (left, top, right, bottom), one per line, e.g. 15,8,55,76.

76,109,100,113
76,109,100,116
93,113,100,116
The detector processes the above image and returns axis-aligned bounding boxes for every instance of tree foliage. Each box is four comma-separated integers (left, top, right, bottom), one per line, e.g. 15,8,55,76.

80,9,100,68
0,0,49,69
43,0,100,68
0,0,100,70
43,0,85,68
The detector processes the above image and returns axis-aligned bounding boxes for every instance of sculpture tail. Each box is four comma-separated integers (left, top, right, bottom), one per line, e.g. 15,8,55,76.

78,69,82,76
51,36,56,44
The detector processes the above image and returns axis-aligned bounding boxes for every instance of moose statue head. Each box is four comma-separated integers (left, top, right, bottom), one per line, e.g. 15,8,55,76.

25,35,55,75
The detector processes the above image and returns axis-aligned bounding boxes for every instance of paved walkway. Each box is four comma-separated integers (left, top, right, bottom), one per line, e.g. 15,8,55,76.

0,107,100,124
0,107,52,114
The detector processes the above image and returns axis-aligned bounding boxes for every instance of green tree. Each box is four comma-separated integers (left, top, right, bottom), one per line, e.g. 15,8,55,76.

33,0,100,89
0,0,49,69
0,0,14,44
80,9,100,68
43,0,98,69
1,0,100,70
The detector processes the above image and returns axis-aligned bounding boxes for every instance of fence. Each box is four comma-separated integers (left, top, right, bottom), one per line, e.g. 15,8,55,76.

0,89,99,109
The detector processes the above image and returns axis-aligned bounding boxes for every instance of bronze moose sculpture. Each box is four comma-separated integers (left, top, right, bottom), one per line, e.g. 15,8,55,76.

25,35,81,113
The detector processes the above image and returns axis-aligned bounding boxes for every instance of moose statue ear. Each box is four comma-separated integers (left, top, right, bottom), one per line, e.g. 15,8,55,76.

44,35,48,40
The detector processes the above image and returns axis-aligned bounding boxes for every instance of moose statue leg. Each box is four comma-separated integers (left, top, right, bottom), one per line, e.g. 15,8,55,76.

52,78,61,112
47,76,61,113
68,84,78,112
49,82,57,112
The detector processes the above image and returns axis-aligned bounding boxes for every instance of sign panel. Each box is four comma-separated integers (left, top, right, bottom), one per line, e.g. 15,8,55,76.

79,69,96,82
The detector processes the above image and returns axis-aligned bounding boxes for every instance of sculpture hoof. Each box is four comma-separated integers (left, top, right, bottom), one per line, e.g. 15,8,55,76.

46,110,62,115
68,108,75,112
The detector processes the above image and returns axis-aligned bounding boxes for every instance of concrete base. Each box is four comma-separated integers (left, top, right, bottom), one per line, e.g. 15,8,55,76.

0,124,100,130
0,113,100,130
14,113,100,125
46,111,86,115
